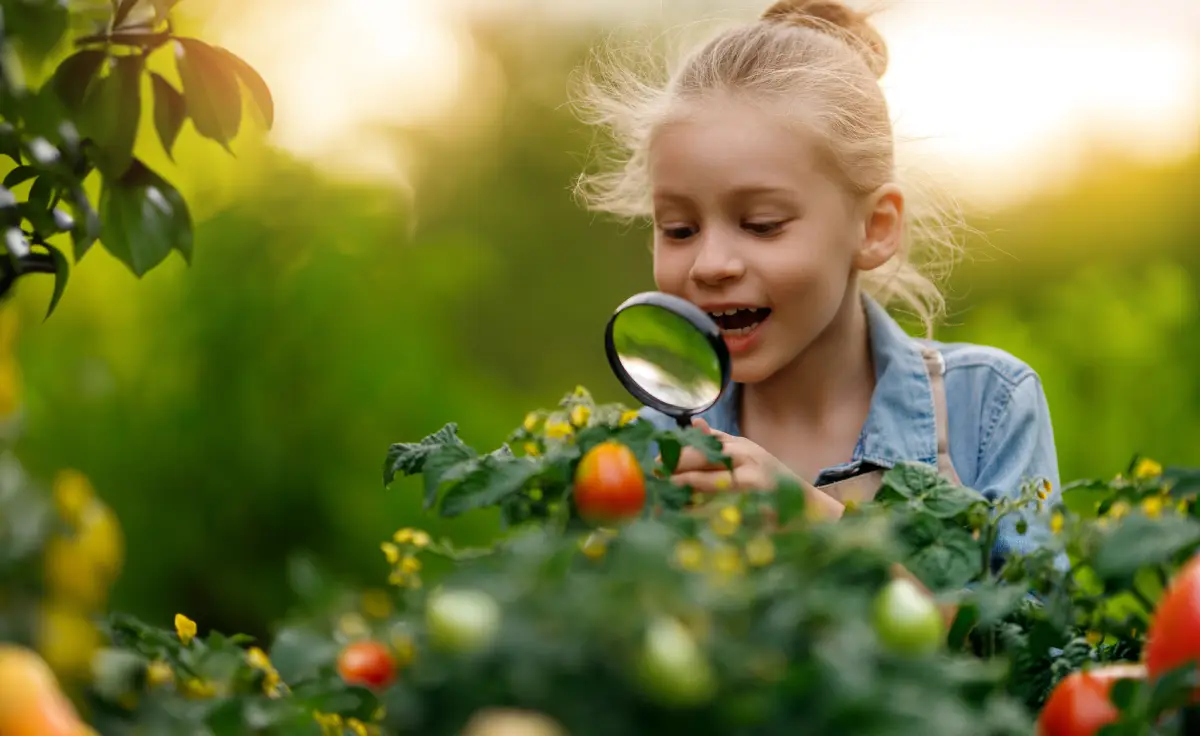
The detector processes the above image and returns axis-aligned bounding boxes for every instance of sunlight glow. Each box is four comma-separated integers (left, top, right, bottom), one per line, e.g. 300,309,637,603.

217,0,465,184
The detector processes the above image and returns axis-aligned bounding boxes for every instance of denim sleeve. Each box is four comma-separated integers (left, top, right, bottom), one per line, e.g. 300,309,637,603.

975,373,1070,573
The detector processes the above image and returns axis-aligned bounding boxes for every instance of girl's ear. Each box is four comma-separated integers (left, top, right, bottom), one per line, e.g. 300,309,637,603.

853,183,904,271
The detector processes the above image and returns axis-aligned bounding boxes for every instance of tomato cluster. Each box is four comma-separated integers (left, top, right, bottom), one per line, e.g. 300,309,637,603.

1039,554,1200,735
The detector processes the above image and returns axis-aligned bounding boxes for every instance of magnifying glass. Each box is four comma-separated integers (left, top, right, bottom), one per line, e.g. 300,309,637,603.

604,292,732,429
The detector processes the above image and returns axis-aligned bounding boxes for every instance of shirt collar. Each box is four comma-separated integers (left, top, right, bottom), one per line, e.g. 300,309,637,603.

698,294,939,470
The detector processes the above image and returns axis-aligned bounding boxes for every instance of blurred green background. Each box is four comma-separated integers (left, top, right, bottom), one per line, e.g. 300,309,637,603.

3,3,1198,641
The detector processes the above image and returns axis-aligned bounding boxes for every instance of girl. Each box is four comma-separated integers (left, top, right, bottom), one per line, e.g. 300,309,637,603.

573,0,1061,581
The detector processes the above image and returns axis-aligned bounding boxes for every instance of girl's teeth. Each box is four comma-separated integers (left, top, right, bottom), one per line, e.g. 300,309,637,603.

723,324,759,336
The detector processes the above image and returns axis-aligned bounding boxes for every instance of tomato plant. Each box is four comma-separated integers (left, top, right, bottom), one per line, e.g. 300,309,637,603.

336,640,397,690
1037,664,1147,736
573,441,646,524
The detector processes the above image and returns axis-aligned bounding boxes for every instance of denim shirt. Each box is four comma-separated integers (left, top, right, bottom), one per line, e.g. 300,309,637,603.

638,294,1065,569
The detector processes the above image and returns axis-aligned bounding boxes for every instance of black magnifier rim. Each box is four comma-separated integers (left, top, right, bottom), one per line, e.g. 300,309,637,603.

604,291,732,421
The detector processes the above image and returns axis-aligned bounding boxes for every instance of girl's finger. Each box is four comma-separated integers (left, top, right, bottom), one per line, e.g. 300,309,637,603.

691,417,712,433
670,468,738,494
672,446,724,474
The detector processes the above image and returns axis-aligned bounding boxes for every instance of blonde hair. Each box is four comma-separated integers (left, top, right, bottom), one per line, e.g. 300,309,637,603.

571,0,967,336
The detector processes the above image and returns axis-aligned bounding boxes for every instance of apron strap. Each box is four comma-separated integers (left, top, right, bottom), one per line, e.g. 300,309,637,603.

919,346,962,485
820,346,963,504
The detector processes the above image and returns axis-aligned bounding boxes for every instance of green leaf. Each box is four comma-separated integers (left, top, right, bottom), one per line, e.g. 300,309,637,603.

79,54,143,178
49,48,107,113
656,427,727,474
2,166,38,188
66,185,100,261
28,176,53,212
112,0,143,29
1061,478,1113,518
440,456,540,517
421,442,477,510
4,0,70,61
149,72,186,158
99,159,193,276
212,46,273,129
905,526,980,592
43,242,69,319
967,580,1029,627
0,124,22,163
383,423,471,486
1092,513,1200,582
174,38,242,151
773,474,808,526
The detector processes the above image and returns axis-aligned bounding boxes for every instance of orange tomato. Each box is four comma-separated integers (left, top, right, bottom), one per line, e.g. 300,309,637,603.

1037,664,1146,736
1145,554,1200,697
573,441,646,525
336,640,396,690
0,645,97,736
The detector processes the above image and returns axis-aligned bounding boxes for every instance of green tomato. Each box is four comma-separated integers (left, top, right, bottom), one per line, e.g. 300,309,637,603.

635,616,717,708
871,578,944,656
425,588,501,654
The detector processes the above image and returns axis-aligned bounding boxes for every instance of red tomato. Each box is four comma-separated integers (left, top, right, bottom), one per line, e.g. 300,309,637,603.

336,640,396,690
1037,664,1146,736
573,441,646,524
1146,554,1200,695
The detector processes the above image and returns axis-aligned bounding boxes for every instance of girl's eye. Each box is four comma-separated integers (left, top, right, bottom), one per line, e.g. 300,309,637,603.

660,225,697,241
743,221,784,236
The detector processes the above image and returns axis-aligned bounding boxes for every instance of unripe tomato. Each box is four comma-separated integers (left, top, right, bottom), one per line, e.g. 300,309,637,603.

635,616,716,708
0,645,96,736
336,640,396,690
871,578,943,656
425,588,501,654
1145,554,1200,697
573,441,646,525
1037,664,1146,736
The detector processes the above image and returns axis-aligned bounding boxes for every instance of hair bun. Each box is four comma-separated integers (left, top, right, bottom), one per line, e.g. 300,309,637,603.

761,0,888,78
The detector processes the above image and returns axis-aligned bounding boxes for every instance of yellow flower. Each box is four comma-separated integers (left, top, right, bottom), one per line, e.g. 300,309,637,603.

1141,496,1164,519
673,539,706,572
843,499,859,515
373,705,387,722
52,469,95,528
1037,478,1051,501
570,404,591,428
1086,630,1103,646
544,420,573,440
411,530,431,548
745,534,776,567
1050,512,1064,535
393,528,414,544
347,718,371,736
381,542,400,564
175,614,197,646
1178,498,1190,515
524,442,541,457
400,555,421,575
314,711,344,735
523,412,540,432
579,532,609,560
338,613,369,639
181,678,218,699
361,589,393,619
391,632,416,668
1133,458,1163,480
146,660,174,688
710,544,745,577
246,646,271,670
246,647,284,697
1108,501,1131,520
713,474,731,491
709,505,741,536
619,409,640,426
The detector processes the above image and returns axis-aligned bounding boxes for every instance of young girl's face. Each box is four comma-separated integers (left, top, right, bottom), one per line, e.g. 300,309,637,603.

648,97,869,384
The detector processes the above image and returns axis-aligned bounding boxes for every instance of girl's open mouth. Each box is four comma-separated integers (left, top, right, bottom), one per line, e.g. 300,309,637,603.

707,307,771,335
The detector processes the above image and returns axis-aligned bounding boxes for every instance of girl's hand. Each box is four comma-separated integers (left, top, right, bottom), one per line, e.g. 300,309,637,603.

670,418,845,520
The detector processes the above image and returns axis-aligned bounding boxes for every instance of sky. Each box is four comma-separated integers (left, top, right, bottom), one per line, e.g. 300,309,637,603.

209,0,1200,211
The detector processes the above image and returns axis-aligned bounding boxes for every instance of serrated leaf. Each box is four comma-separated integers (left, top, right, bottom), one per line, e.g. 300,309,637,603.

905,525,979,592
99,159,193,276
79,54,143,178
174,38,242,151
44,243,70,319
383,423,471,486
149,73,186,158
212,46,273,129
440,456,540,517
1092,513,1200,582
421,442,477,510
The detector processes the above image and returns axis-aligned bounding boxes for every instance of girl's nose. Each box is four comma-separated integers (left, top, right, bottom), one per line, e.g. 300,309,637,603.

688,235,745,286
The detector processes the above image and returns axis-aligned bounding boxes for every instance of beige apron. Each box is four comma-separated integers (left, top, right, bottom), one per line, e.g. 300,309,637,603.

818,346,963,505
